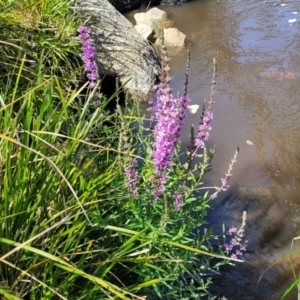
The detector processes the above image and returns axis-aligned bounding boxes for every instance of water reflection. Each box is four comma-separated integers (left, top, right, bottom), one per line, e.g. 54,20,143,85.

127,0,300,298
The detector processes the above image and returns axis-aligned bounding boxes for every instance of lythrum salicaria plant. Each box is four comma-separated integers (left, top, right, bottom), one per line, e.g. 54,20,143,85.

114,45,247,299
224,211,248,259
78,25,99,89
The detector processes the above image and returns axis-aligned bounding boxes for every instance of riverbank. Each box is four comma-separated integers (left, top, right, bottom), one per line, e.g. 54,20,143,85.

0,0,244,299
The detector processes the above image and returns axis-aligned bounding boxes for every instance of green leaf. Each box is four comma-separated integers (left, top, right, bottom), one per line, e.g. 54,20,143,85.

186,197,197,203
280,278,299,299
0,289,21,300
0,237,133,300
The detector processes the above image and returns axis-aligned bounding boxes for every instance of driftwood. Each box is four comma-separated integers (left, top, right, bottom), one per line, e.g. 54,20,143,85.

75,0,160,101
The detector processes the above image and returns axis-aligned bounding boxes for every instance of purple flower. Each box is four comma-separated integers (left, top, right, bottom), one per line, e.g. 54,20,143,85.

210,175,231,200
195,139,204,148
150,84,190,200
88,81,96,89
210,192,218,200
195,110,213,148
87,71,99,81
221,178,230,191
225,243,233,251
78,25,91,39
228,227,238,235
224,212,248,259
174,193,182,211
240,245,247,251
78,25,99,89
125,158,139,198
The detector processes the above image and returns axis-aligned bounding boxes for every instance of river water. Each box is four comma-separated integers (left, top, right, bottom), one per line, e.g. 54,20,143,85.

127,1,300,299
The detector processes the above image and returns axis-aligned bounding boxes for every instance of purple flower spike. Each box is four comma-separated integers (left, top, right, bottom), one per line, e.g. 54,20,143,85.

195,109,214,149
78,25,99,89
78,25,91,39
225,243,233,251
221,178,230,191
125,158,139,198
210,192,218,200
150,84,190,200
175,193,182,211
228,227,238,235
225,212,248,259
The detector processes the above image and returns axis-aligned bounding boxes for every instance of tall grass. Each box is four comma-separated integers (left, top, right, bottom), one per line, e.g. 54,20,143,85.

0,60,134,298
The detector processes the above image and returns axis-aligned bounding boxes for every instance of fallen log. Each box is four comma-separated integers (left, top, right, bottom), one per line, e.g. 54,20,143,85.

75,0,160,101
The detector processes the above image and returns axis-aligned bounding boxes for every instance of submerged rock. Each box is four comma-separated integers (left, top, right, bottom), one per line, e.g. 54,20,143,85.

207,187,300,299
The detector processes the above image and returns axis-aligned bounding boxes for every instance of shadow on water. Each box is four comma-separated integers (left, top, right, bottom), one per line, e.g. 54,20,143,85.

127,0,300,298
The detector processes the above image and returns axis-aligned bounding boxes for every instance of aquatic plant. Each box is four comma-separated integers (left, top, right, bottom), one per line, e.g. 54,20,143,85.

210,147,239,200
225,211,248,259
120,47,243,299
194,78,214,149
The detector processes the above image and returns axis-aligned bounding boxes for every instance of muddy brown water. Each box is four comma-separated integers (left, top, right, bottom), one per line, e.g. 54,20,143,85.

126,1,300,299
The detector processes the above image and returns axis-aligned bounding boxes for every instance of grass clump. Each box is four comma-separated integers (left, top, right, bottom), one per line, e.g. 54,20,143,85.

0,0,245,299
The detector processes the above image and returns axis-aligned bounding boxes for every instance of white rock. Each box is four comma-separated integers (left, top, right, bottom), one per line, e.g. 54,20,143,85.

134,12,149,25
134,24,154,42
134,8,173,29
163,28,187,47
147,7,168,20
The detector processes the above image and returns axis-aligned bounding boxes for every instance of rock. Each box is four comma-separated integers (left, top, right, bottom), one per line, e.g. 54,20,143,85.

75,0,160,101
154,27,187,56
163,27,187,47
134,24,154,42
134,8,174,29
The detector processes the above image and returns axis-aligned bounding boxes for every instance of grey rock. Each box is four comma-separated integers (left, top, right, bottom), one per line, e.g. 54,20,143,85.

134,24,155,42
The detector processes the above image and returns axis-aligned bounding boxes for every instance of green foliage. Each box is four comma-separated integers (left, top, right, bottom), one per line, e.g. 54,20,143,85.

0,0,81,97
113,99,238,299
0,58,135,298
